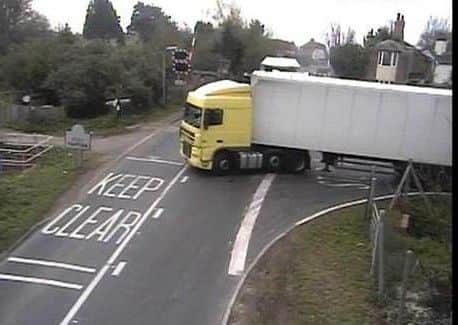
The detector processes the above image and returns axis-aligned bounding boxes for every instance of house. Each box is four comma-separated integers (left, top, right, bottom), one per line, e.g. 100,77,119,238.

366,13,434,84
260,57,301,72
432,37,452,87
297,38,334,76
268,39,298,58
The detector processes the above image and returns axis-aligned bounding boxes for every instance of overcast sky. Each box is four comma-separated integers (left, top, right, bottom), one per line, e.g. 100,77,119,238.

33,0,452,46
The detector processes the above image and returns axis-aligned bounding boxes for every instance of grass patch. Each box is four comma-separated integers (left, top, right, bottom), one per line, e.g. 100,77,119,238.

6,105,182,137
0,148,77,253
382,196,452,321
229,196,451,325
229,206,382,325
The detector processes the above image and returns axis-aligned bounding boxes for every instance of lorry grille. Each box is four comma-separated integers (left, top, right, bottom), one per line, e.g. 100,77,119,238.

182,141,192,158
180,127,195,144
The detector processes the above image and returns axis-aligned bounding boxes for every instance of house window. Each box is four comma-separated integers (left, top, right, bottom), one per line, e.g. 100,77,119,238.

391,52,398,66
381,51,392,66
379,51,398,66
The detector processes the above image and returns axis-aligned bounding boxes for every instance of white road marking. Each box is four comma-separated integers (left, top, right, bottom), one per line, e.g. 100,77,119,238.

126,156,184,166
318,181,369,189
111,262,127,277
60,165,188,325
152,208,164,219
0,273,82,290
228,174,276,276
7,257,96,274
180,176,189,183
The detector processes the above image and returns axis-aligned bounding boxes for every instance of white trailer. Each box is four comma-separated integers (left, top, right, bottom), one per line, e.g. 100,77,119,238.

251,71,452,167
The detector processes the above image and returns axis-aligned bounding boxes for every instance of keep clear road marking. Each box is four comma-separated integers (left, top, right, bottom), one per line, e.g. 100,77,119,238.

7,257,96,274
228,174,276,276
111,262,127,277
126,156,184,166
0,274,83,291
60,165,188,325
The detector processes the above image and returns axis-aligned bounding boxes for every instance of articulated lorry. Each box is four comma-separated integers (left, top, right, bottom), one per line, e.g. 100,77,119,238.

179,71,452,175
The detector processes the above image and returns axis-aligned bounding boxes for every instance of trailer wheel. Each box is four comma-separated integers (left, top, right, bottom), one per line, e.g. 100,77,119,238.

285,150,310,173
213,152,233,175
264,151,283,172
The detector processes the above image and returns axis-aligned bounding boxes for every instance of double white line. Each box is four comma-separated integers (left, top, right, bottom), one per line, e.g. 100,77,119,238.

0,257,97,291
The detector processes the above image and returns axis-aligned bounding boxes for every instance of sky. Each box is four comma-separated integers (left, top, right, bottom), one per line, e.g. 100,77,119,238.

32,0,452,46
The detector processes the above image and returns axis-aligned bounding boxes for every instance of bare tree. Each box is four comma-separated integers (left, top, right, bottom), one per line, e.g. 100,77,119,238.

417,16,451,51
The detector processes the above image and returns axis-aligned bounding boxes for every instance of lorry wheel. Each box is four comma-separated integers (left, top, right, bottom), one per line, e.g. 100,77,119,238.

265,151,283,172
213,152,233,175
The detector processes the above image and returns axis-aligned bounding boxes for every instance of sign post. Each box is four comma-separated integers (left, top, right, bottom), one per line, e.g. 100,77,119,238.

65,125,92,168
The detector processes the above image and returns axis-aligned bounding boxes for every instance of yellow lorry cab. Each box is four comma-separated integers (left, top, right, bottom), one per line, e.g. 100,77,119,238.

180,80,253,172
179,79,310,174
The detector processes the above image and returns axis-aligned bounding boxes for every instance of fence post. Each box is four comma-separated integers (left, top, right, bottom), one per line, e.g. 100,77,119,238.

378,209,385,300
365,168,376,221
398,250,414,324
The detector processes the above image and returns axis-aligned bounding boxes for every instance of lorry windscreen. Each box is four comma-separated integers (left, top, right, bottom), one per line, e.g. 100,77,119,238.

184,103,202,128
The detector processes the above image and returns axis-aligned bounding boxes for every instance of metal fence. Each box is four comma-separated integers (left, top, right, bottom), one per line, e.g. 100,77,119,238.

365,178,451,324
0,133,54,169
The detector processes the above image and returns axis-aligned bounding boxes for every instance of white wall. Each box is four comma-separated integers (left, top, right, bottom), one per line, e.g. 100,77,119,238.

433,64,452,84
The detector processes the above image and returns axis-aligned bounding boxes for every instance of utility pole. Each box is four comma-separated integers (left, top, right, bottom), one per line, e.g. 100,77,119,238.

160,46,177,107
162,52,166,107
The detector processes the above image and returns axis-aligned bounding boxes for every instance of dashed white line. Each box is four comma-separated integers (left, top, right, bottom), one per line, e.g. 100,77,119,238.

60,165,188,325
152,208,164,219
126,156,184,166
228,174,276,276
111,262,127,277
7,257,96,274
0,273,83,290
180,176,189,183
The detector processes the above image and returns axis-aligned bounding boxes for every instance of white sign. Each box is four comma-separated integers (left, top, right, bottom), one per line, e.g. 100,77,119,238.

174,79,186,86
65,125,91,151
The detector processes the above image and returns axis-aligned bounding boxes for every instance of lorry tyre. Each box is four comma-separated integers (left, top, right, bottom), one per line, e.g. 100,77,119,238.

213,152,233,175
264,151,283,172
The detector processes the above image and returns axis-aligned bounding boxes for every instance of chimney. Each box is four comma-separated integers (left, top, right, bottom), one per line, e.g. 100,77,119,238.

393,12,405,41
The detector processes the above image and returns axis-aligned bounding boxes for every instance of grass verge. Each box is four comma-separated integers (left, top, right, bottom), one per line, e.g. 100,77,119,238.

229,196,451,325
229,205,382,325
5,105,182,137
0,148,78,253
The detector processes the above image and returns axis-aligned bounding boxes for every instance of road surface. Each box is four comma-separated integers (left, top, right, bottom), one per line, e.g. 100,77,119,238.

0,122,395,325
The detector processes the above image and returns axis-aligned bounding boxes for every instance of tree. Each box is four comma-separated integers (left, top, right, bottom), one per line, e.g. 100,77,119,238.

217,20,244,75
83,0,123,41
241,19,275,73
330,43,369,79
417,16,451,52
13,11,52,43
363,26,391,47
45,41,121,117
325,24,342,48
56,23,78,45
344,27,356,45
127,2,186,48
191,21,220,71
213,4,246,75
0,38,61,94
0,0,51,53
